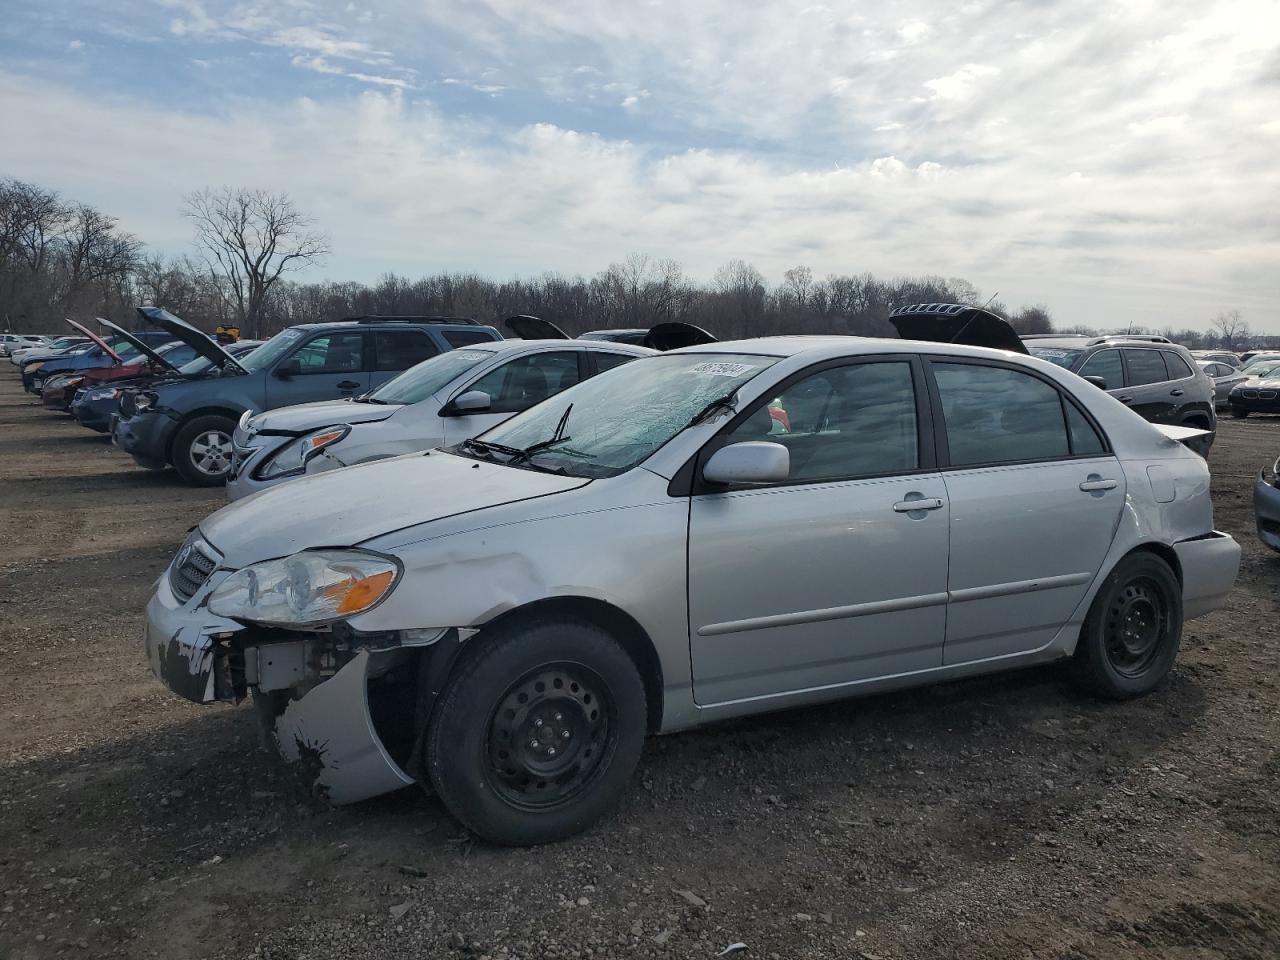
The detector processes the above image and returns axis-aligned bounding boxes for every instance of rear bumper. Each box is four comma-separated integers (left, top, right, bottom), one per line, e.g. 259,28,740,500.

1254,473,1280,552
1173,531,1241,620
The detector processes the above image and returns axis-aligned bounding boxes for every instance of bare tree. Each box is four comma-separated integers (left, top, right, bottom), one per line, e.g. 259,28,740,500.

1009,304,1054,334
597,253,686,329
1210,309,1250,350
184,187,329,337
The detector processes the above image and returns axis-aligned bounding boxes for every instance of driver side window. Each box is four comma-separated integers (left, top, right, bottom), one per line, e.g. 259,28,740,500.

466,351,581,415
290,333,365,374
721,361,919,482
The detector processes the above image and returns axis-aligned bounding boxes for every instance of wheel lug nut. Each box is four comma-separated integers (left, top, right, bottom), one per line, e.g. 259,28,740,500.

529,739,540,749
561,730,571,739
547,747,557,757
554,712,563,722
533,718,544,728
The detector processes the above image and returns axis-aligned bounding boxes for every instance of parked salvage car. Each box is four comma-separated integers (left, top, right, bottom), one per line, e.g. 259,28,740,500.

1196,360,1247,409
505,315,717,350
23,323,172,394
1188,350,1242,368
72,340,262,433
143,303,1239,845
0,334,50,357
1022,334,1216,456
43,340,201,412
9,335,90,367
114,309,501,485
1254,453,1280,552
1226,363,1280,418
227,337,651,500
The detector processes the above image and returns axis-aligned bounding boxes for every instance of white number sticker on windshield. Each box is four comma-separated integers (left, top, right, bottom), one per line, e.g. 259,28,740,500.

1033,349,1072,359
686,361,756,377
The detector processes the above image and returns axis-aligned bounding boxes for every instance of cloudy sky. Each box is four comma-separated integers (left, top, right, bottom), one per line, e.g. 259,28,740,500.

2,0,1277,330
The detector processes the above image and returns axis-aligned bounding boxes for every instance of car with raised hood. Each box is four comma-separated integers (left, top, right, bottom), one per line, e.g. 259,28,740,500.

503,314,718,351
72,339,263,433
113,309,502,485
21,321,173,394
1020,333,1216,456
142,302,1239,845
226,335,652,500
9,334,90,367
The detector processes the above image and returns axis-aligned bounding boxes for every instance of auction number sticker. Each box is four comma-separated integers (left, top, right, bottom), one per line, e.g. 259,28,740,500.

687,361,755,377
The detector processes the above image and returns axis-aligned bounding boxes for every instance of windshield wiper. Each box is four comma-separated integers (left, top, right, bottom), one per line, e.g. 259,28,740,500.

686,390,738,428
351,395,387,404
460,437,528,460
511,403,573,462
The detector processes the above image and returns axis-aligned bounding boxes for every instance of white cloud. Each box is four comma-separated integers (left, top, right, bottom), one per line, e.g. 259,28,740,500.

924,63,999,101
68,39,85,51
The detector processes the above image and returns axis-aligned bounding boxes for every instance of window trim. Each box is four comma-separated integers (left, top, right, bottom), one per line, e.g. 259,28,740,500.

370,328,440,372
682,353,937,496
922,356,1113,471
1159,349,1196,382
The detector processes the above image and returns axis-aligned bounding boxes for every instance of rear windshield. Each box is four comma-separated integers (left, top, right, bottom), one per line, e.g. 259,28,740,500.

1027,347,1083,369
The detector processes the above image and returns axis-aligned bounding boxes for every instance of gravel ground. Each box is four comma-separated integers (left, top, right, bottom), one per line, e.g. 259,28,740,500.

0,366,1277,960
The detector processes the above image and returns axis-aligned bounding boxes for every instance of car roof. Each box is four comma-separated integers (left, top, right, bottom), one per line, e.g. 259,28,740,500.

458,338,655,357
668,335,1040,364
288,318,496,332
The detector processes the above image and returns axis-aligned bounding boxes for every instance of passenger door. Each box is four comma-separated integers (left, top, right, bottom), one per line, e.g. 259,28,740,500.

927,360,1124,664
1120,348,1176,423
687,358,949,706
265,332,370,407
441,350,584,444
370,329,439,390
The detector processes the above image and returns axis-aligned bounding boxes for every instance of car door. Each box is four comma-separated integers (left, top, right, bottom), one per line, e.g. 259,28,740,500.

1077,348,1124,392
265,331,371,407
687,357,949,706
1120,348,1175,422
441,349,584,444
926,359,1125,664
369,329,440,390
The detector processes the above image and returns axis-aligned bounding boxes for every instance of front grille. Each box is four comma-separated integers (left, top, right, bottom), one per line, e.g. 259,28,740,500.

1242,390,1258,399
169,534,220,603
1262,391,1277,400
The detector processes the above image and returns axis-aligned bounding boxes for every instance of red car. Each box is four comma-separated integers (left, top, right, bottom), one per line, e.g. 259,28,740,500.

40,319,196,412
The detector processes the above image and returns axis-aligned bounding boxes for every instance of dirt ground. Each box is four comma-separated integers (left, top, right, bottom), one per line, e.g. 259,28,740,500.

0,366,1277,960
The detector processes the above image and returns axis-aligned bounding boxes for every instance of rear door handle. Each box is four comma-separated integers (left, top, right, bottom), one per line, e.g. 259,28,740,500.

1117,395,1134,404
893,497,945,512
1079,479,1118,492
337,380,361,390
1170,388,1184,396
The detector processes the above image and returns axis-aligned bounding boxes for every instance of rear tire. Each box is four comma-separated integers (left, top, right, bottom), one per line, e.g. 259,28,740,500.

1069,553,1182,699
172,415,236,486
1231,407,1249,419
426,618,647,845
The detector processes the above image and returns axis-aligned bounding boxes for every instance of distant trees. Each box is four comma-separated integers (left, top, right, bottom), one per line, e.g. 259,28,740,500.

1210,309,1250,351
184,187,330,338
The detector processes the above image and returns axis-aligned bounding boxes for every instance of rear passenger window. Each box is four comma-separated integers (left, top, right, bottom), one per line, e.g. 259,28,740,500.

1123,349,1168,386
444,330,498,348
723,361,918,481
1162,351,1194,379
373,330,438,371
933,363,1069,466
1078,349,1123,389
593,352,637,374
1064,403,1106,456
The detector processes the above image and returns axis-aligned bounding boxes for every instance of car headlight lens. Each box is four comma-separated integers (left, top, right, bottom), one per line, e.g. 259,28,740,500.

208,549,400,625
86,386,118,401
258,426,350,479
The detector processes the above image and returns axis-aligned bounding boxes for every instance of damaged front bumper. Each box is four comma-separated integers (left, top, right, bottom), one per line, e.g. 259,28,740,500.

144,574,450,804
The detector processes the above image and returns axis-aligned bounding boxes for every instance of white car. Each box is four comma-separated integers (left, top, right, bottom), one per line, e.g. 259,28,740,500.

0,334,49,357
143,304,1240,845
225,338,653,499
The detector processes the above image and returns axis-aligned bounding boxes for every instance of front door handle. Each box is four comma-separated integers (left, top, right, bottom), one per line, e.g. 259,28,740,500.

1079,478,1118,492
1117,395,1134,404
337,380,361,390
893,497,945,513
1170,388,1184,396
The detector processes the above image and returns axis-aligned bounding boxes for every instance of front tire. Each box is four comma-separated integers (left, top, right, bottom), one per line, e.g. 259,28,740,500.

426,618,647,845
1069,552,1182,699
172,415,236,486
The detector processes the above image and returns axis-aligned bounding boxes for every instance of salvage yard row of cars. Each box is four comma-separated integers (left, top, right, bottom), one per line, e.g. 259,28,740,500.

8,303,1261,844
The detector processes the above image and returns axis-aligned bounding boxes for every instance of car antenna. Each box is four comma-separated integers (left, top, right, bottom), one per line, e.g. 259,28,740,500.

980,292,999,309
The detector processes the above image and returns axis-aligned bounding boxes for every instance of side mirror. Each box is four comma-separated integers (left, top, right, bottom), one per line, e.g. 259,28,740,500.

448,390,492,414
703,441,790,485
1083,375,1108,390
274,358,301,378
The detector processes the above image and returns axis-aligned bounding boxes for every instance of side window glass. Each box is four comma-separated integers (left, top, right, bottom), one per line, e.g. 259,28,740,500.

467,351,581,414
444,330,498,348
593,352,638,374
291,333,364,374
373,331,438,371
722,361,918,481
933,363,1069,466
1078,349,1123,389
1065,403,1106,456
1123,349,1168,386
1162,351,1194,379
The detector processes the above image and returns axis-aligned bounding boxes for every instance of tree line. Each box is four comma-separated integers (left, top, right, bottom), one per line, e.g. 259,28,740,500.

0,176,1256,349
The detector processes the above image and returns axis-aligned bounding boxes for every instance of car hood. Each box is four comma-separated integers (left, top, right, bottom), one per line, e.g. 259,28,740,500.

1238,377,1280,389
505,314,570,340
96,317,181,373
200,451,590,568
248,398,399,434
889,303,1029,354
137,306,246,373
65,318,123,362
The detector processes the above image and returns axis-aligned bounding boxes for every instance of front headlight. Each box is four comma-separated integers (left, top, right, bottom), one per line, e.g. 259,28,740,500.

133,390,158,413
258,425,350,479
208,549,400,626
86,386,118,401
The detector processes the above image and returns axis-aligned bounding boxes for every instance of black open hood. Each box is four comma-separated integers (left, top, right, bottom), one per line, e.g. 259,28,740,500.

64,318,123,362
888,303,1027,355
96,317,182,373
643,322,718,351
137,306,246,372
505,315,571,340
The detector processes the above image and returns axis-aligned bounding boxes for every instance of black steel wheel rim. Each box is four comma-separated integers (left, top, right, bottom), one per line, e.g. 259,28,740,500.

1103,577,1168,678
483,662,616,811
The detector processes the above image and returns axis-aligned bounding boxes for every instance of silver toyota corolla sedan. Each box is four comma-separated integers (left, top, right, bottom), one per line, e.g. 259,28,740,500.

143,306,1240,845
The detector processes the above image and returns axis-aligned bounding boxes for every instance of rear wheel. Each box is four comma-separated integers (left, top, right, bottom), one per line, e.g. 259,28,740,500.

1069,553,1182,699
172,415,236,486
1231,406,1249,419
425,618,647,845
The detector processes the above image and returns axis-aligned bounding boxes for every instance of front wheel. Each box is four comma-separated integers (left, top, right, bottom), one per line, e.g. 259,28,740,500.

172,415,236,486
1069,552,1182,699
426,618,647,845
